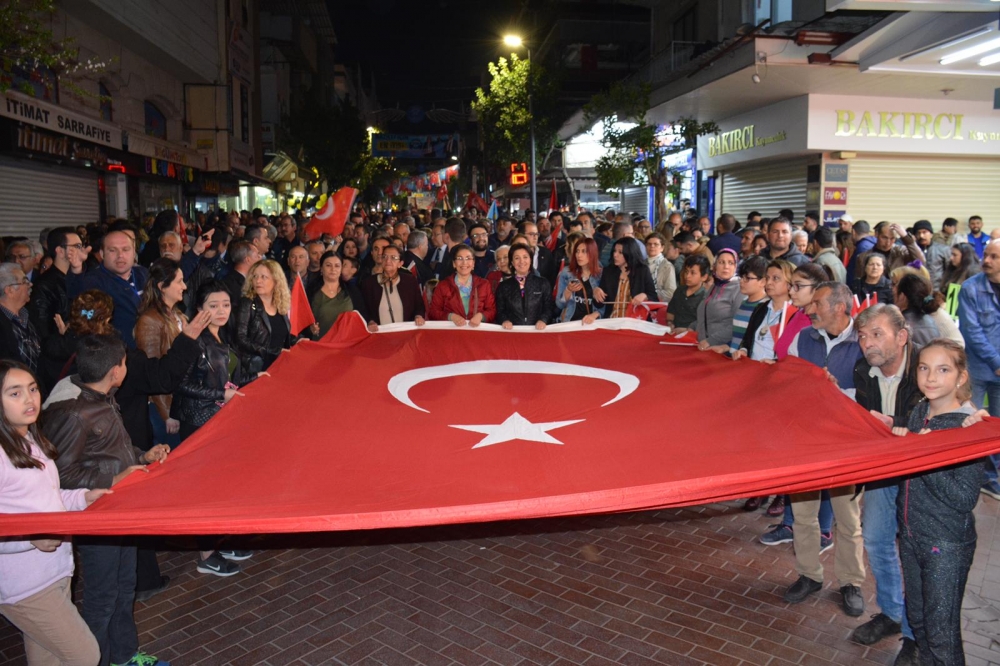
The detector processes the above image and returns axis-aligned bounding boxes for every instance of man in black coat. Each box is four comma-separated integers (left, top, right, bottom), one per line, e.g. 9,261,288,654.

518,221,557,285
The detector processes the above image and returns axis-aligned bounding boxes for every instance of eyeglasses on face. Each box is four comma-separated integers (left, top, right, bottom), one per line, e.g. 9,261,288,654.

790,282,816,292
739,275,762,281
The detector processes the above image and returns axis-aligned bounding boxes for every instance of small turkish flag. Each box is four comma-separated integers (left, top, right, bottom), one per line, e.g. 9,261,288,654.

548,180,558,214
289,273,315,336
303,187,358,241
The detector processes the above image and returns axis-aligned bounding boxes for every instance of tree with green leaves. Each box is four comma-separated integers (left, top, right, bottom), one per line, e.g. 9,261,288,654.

1,0,108,98
279,90,368,207
584,81,717,227
472,54,559,184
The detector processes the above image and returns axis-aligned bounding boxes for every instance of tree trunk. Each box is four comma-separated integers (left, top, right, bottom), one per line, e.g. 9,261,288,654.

560,165,580,210
653,168,669,228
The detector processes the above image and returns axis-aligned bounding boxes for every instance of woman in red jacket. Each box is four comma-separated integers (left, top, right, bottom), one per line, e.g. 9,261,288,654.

428,245,496,326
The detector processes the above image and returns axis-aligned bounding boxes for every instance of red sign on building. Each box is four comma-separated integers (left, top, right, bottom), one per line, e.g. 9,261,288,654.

509,163,529,187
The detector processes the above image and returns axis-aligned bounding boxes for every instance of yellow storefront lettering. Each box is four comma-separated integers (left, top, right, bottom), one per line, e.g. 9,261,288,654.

912,113,932,140
835,110,855,136
878,112,901,138
856,111,877,137
953,114,964,140
933,113,953,140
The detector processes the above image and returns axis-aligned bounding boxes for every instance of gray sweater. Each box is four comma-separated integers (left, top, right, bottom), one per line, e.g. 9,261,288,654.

695,279,744,347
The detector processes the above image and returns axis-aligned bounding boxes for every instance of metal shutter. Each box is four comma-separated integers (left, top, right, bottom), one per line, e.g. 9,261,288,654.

720,158,810,223
845,156,1000,234
0,157,99,238
621,186,653,220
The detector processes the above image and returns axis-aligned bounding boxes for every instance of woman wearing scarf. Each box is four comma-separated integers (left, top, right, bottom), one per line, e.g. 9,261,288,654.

361,244,425,332
696,248,744,351
594,239,657,319
496,243,554,329
429,245,496,326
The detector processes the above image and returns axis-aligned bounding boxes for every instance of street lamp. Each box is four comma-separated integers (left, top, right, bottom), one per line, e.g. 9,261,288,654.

503,34,536,213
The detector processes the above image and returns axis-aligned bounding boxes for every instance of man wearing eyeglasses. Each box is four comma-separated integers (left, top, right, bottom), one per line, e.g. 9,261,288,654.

27,228,85,385
5,241,36,282
0,263,40,376
468,223,494,279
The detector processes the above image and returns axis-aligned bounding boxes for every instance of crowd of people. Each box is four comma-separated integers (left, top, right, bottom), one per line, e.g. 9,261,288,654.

0,203,998,666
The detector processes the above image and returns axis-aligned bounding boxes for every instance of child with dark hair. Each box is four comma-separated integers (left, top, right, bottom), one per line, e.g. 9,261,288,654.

0,360,107,666
666,254,709,330
892,339,982,665
43,334,172,666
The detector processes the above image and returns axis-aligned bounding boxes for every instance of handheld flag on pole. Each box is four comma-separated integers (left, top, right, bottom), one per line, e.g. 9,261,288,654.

486,200,498,221
289,273,316,337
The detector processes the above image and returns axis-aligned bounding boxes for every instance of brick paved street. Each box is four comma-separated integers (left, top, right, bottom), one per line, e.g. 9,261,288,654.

5,496,1000,665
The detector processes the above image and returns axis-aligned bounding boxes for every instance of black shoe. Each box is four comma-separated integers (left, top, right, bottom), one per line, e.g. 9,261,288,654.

197,551,240,577
783,575,822,603
218,549,252,561
840,584,865,617
893,637,918,666
135,575,170,603
851,613,901,645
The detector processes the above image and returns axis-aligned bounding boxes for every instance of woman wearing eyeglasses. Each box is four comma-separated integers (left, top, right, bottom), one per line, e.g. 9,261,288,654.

428,245,496,326
360,244,426,332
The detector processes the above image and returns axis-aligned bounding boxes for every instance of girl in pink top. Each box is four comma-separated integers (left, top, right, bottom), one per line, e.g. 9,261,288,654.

0,361,109,665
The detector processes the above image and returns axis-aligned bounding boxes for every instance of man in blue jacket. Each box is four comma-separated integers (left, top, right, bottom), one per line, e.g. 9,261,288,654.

67,230,147,349
958,239,1000,498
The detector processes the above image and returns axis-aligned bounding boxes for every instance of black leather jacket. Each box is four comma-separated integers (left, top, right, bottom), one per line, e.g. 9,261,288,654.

234,295,292,372
28,266,68,341
172,330,249,427
495,273,554,326
44,379,145,490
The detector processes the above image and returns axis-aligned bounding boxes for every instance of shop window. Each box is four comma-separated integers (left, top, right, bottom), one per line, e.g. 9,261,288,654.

144,101,167,139
99,82,113,121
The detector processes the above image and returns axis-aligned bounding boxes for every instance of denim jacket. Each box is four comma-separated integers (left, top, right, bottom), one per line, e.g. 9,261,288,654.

554,268,605,322
958,272,1000,383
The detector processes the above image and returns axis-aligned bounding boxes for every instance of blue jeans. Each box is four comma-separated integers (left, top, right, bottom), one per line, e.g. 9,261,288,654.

76,539,139,666
148,402,180,450
783,491,833,533
971,378,1000,482
862,484,913,639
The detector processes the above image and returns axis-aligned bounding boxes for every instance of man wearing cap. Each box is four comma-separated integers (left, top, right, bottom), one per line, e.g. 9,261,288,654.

912,220,950,290
838,214,854,234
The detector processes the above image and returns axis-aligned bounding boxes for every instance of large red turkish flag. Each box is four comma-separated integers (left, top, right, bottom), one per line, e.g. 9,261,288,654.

2,316,999,536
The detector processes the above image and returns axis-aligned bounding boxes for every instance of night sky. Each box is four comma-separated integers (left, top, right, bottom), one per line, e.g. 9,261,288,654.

327,0,529,110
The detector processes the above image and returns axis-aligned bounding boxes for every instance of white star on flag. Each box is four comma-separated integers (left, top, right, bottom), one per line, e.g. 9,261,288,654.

450,412,584,449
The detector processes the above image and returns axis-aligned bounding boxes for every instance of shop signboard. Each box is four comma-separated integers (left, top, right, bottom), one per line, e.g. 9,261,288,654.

371,133,461,159
824,187,848,205
825,163,848,182
696,96,810,170
1,90,122,148
12,123,111,168
823,210,847,226
808,95,1000,156
127,133,205,169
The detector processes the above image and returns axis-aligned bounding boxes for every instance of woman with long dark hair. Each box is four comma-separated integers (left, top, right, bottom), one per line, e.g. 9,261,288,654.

495,243,554,329
308,251,367,339
135,258,187,448
594,238,656,318
0,360,107,665
941,242,981,293
894,272,941,348
173,281,258,577
555,237,603,324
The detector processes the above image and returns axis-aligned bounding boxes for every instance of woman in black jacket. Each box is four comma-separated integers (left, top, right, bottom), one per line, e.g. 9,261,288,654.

173,281,253,440
360,244,426,332
594,238,657,318
234,259,293,373
496,243,554,329
852,253,893,307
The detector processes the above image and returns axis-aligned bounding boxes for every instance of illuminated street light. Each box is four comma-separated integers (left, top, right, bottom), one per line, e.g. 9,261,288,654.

502,34,536,212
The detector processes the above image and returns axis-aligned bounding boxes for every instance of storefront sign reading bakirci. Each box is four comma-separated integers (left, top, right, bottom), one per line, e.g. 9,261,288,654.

707,124,787,158
834,110,965,141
